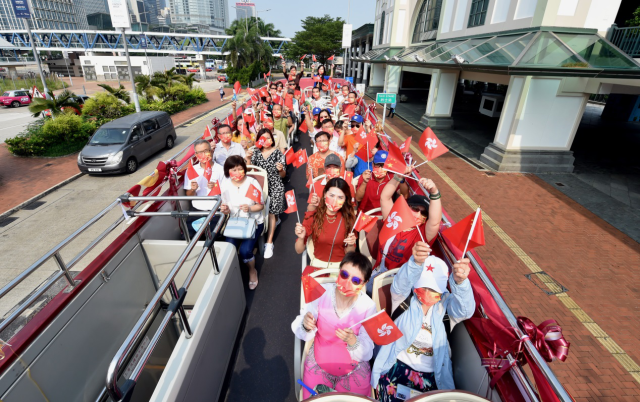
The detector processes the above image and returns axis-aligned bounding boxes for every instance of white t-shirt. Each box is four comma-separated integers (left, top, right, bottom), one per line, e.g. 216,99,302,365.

312,130,345,157
213,141,246,166
220,177,265,225
396,306,434,373
183,162,225,197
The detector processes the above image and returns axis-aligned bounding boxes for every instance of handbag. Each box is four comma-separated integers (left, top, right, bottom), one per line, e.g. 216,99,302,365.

223,210,257,239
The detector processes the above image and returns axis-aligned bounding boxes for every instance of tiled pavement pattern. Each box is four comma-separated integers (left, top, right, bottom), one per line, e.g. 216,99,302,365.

377,109,640,401
0,88,234,216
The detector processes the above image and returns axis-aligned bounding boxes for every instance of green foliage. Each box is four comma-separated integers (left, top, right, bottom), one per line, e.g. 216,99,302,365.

134,74,158,102
98,83,131,104
626,7,640,26
183,87,207,105
82,92,124,125
225,17,279,71
180,73,200,89
284,15,344,65
28,90,81,118
0,77,68,93
226,60,267,86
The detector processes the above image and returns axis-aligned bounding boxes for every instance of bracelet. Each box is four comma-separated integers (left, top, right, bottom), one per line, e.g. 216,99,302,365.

393,174,404,183
429,192,441,200
302,321,311,332
346,338,360,351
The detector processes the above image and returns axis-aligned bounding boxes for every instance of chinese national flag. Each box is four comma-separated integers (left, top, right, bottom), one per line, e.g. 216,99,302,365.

398,137,411,153
300,54,307,60
343,103,356,117
246,183,262,204
442,208,485,254
302,275,326,303
293,149,308,168
265,70,271,77
299,118,308,133
202,125,214,141
354,213,378,233
383,142,407,175
284,95,294,110
285,147,296,165
208,180,221,196
379,196,416,246
360,310,404,345
313,54,317,62
305,172,313,188
419,127,448,162
327,55,335,61
284,190,298,213
355,134,377,161
186,159,199,181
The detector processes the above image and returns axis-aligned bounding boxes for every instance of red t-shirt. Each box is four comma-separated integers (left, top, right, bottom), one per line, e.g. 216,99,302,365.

302,211,349,263
374,223,436,270
356,174,391,213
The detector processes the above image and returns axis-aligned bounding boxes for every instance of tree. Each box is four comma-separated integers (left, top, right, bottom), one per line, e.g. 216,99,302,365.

225,17,278,71
98,83,131,104
134,74,157,102
285,15,344,65
180,73,200,89
28,90,81,118
151,67,182,89
626,6,640,26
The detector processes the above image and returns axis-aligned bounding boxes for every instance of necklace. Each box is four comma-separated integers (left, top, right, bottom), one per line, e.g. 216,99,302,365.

326,214,337,223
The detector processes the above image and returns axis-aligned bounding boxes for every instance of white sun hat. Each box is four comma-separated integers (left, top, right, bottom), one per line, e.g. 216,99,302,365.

413,255,450,294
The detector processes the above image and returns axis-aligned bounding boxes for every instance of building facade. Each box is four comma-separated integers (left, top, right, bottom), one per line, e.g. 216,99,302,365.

345,24,374,84
79,55,175,81
169,0,228,34
354,0,640,173
0,0,89,31
234,1,255,20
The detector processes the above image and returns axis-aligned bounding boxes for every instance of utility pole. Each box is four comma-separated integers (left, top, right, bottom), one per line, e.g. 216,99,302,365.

121,28,141,112
23,18,49,96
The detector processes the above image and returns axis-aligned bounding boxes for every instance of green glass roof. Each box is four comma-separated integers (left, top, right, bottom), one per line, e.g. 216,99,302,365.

352,29,640,77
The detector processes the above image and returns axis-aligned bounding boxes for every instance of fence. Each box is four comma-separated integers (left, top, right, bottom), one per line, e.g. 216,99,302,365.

608,24,640,58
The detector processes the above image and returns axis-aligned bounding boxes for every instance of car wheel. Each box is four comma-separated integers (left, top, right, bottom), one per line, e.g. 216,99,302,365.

11,101,20,108
126,157,138,174
165,136,175,149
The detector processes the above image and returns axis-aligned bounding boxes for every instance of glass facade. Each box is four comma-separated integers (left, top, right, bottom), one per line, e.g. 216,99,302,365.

0,0,89,30
468,0,488,28
412,0,443,43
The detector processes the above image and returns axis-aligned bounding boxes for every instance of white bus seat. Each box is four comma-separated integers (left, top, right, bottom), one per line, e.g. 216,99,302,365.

357,208,383,262
371,268,400,314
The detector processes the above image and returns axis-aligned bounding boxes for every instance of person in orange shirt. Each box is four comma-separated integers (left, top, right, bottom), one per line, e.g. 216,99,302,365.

307,131,345,180
338,114,364,156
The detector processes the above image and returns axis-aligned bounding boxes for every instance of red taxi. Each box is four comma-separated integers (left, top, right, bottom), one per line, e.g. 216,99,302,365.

1,90,32,108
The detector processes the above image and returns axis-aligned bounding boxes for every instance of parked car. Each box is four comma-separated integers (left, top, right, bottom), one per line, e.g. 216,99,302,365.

43,94,90,117
77,111,177,175
1,90,32,108
206,67,213,72
217,74,228,82
187,68,199,73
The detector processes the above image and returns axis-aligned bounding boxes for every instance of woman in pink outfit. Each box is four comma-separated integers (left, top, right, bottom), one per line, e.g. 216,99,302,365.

292,252,377,398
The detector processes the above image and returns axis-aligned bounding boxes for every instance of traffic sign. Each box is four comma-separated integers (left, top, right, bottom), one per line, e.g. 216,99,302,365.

140,35,147,49
376,93,396,104
11,0,31,18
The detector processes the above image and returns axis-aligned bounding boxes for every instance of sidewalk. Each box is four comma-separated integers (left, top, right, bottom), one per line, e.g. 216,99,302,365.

378,110,640,400
0,88,234,217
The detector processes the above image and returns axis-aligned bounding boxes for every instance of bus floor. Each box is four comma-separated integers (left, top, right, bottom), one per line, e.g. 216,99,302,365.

222,132,312,402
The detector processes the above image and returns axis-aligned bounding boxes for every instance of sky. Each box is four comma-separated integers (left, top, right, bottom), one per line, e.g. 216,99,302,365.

226,0,376,38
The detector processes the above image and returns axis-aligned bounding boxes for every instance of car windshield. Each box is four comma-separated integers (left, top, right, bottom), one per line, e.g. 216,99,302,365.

89,128,129,145
2,92,9,97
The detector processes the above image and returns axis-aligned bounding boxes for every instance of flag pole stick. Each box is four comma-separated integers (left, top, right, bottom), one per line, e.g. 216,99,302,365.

348,309,385,329
460,207,481,260
294,189,301,224
414,160,428,168
345,211,362,245
417,226,426,243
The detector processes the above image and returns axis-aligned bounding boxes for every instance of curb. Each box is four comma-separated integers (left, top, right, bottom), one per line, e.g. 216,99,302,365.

0,172,85,222
0,100,232,222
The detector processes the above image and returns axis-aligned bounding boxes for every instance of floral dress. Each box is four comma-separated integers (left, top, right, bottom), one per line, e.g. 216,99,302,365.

251,149,285,215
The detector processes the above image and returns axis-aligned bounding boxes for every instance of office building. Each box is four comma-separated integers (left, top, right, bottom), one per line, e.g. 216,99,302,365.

234,1,255,20
82,0,109,15
0,0,89,30
169,0,228,34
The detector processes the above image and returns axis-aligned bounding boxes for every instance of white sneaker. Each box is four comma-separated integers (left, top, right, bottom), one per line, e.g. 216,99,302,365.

264,243,274,259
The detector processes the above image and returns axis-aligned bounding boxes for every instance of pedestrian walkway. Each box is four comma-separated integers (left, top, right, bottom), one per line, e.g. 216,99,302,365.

0,88,234,217
377,107,640,400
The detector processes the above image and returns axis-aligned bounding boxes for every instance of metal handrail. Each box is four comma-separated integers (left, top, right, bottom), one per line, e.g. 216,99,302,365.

105,197,222,401
409,173,572,402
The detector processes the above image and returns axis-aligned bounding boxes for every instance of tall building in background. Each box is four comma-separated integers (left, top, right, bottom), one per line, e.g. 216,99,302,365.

169,0,227,34
82,0,110,15
0,0,90,30
234,1,255,20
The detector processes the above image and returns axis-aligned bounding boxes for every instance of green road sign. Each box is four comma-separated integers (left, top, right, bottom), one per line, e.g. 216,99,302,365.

376,93,396,104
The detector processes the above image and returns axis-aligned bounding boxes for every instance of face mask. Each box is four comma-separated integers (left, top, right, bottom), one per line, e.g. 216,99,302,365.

230,170,245,182
317,142,329,152
273,110,282,118
325,167,340,179
413,211,427,225
219,134,232,143
414,288,441,306
373,167,386,179
325,196,344,212
336,275,363,297
196,152,211,164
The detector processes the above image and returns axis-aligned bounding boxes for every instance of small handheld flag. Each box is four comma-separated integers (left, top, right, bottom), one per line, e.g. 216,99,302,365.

419,127,448,162
354,212,378,233
186,159,199,181
383,142,407,176
284,189,300,223
350,310,403,345
300,54,307,60
327,55,335,61
293,149,308,168
379,196,417,246
246,183,263,204
312,54,317,62
285,147,296,165
442,208,485,258
233,81,241,96
208,180,221,196
302,275,326,303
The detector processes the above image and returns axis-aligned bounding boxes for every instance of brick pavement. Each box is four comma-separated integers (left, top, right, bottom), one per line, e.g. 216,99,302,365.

378,111,640,401
0,88,233,216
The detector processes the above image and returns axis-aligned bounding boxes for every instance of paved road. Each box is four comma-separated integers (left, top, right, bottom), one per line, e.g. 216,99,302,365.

0,99,235,317
0,105,38,143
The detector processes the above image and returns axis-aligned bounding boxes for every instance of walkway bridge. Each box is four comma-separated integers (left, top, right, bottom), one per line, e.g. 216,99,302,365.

0,30,290,56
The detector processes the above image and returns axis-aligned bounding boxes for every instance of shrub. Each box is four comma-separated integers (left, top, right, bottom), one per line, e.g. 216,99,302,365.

82,92,124,124
184,87,207,105
41,113,83,143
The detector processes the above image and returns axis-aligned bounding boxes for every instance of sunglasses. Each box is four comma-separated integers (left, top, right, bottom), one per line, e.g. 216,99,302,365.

339,270,364,286
350,123,361,128
288,83,296,86
410,206,428,217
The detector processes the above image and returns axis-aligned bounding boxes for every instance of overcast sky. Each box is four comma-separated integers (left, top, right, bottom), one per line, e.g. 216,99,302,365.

227,0,376,38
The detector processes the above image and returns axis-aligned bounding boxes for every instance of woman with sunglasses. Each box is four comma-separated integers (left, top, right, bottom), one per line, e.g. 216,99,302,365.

291,252,377,398
294,178,356,268
368,170,442,292
372,242,474,401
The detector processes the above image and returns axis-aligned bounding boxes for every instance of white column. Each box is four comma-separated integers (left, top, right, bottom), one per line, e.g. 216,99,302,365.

420,68,459,129
363,41,370,83
480,76,587,172
384,65,402,94
356,41,362,82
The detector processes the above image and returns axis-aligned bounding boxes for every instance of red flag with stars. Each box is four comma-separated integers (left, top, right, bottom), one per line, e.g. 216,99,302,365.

285,147,296,165
186,159,199,181
202,125,214,142
208,180,221,196
354,213,378,233
343,103,356,117
383,142,407,175
302,274,325,303
284,190,298,213
419,127,448,162
233,81,241,96
246,183,263,204
442,208,485,255
300,54,307,60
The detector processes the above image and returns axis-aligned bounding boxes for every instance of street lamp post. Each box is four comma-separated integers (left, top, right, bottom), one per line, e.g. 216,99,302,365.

22,19,50,97
122,28,141,113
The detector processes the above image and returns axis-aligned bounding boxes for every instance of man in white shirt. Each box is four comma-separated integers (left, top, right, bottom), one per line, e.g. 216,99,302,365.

184,139,225,239
213,124,245,166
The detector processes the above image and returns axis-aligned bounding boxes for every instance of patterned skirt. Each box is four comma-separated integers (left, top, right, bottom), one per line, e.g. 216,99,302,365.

376,360,437,402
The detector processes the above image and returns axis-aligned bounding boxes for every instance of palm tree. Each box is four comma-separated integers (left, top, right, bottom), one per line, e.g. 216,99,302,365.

28,90,81,118
98,83,131,104
225,18,275,70
152,67,182,89
180,73,199,89
134,74,157,102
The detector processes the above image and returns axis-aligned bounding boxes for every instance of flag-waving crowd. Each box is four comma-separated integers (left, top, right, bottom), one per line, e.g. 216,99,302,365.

188,68,483,400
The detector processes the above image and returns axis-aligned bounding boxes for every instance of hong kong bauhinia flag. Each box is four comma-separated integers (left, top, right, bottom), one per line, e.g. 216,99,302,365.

379,196,416,246
302,275,326,303
293,149,308,168
246,183,262,204
419,127,448,161
284,190,298,213
357,310,403,345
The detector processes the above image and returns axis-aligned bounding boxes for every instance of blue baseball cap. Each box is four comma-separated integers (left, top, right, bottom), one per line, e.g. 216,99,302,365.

312,107,322,115
373,150,388,164
350,114,364,123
